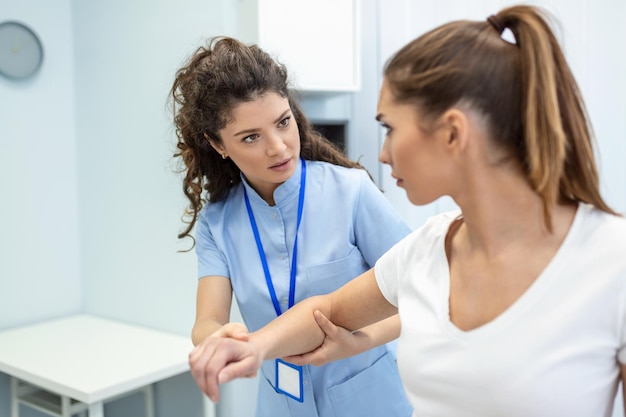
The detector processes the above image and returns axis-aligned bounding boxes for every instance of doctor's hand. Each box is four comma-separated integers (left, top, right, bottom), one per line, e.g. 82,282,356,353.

212,322,249,341
189,335,262,403
283,310,365,366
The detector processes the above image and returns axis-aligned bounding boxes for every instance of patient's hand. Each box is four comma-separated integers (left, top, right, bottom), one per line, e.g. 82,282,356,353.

283,310,366,366
189,334,262,403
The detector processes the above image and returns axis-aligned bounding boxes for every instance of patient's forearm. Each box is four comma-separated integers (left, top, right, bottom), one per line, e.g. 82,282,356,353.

351,315,401,352
248,295,331,360
247,268,396,361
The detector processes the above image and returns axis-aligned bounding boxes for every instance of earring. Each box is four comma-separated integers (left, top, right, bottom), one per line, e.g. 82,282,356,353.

221,153,227,159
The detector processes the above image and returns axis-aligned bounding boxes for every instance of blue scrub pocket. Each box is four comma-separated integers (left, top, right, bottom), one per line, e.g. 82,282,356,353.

327,351,412,417
304,247,369,297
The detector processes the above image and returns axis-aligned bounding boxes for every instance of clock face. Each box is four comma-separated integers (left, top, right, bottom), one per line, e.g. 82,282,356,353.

0,21,44,79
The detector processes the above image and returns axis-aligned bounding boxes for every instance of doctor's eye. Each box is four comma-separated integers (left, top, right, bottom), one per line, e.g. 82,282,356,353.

278,116,291,128
242,133,260,143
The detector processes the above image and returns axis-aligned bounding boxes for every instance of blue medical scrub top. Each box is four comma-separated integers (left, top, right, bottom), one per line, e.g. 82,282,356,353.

196,160,413,417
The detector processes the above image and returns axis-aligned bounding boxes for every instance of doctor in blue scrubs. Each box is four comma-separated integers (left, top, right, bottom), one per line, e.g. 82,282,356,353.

171,36,413,417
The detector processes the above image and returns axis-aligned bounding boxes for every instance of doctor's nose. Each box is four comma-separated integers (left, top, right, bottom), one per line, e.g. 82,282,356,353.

266,133,287,157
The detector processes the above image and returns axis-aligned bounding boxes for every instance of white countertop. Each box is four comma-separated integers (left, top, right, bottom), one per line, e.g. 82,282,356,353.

0,314,193,404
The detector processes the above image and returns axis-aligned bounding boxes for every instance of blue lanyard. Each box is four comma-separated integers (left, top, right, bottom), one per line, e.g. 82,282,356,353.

243,159,306,316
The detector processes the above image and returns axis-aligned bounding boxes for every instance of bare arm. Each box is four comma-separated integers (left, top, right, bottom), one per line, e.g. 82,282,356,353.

189,268,397,401
283,313,401,366
191,276,235,346
250,268,395,358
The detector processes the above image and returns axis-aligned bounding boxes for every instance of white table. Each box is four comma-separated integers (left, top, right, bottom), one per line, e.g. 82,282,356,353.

0,314,215,417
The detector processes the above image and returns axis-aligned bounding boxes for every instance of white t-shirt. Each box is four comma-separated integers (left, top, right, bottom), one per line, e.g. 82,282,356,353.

376,203,626,417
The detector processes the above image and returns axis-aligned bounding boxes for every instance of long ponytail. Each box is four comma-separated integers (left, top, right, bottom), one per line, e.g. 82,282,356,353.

496,6,617,226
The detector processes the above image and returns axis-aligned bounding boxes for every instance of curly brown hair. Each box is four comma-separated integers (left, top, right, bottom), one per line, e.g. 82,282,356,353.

170,36,365,241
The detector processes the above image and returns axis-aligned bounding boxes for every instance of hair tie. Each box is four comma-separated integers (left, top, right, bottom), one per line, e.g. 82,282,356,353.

487,14,505,35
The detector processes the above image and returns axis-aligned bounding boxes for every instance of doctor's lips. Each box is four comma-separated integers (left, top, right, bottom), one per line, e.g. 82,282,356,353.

269,158,292,169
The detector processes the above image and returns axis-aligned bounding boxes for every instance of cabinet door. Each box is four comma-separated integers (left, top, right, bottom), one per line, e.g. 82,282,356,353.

238,0,361,92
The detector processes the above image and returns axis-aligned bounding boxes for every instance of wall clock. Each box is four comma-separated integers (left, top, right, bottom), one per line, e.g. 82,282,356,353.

0,21,44,79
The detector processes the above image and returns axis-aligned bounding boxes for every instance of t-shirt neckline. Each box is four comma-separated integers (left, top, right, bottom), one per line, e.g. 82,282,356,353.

438,203,586,340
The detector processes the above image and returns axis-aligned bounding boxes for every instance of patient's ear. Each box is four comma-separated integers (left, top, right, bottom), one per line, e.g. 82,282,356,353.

438,108,470,154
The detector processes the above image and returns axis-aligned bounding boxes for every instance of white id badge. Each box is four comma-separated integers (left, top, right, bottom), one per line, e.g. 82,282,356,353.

275,359,304,402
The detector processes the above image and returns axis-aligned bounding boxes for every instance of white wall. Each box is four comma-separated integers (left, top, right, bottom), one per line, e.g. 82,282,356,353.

72,0,211,336
70,2,256,415
72,1,236,416
0,0,235,416
1,2,81,416
0,0,80,332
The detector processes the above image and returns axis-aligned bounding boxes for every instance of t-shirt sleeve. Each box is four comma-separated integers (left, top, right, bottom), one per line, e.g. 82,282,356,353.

374,242,402,307
353,170,411,267
373,213,453,309
195,211,230,279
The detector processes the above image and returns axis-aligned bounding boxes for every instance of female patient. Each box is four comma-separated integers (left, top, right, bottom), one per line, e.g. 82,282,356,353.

171,37,412,417
188,6,626,417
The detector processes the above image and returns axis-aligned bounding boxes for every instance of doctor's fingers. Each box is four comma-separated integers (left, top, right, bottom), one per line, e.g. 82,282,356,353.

314,310,341,338
281,349,322,366
281,311,340,366
212,322,249,341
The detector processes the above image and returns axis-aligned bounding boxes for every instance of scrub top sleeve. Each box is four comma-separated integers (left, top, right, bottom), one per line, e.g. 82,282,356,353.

195,211,230,279
353,170,411,266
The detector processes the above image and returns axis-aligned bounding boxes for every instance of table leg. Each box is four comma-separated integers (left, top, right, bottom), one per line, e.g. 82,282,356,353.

61,396,71,417
143,385,155,417
202,396,216,417
88,401,104,417
10,377,18,417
